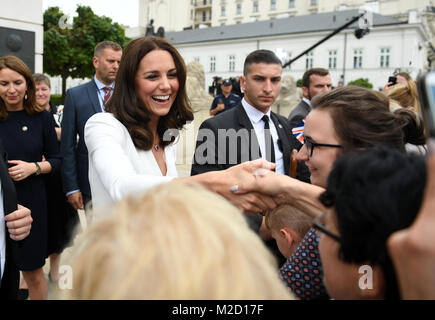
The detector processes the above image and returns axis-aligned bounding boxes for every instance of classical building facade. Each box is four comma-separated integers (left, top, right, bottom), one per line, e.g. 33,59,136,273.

164,10,428,93
132,0,434,34
0,0,44,73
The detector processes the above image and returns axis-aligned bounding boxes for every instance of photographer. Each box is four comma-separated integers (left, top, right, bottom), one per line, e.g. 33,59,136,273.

384,72,412,91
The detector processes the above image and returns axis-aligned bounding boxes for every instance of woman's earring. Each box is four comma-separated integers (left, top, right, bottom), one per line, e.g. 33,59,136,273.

24,93,28,100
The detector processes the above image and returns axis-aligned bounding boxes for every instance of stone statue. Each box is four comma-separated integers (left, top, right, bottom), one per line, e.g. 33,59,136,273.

271,74,302,117
145,19,155,37
175,61,213,177
145,19,165,38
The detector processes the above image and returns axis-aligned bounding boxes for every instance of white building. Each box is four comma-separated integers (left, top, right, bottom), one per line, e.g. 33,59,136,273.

164,10,428,91
0,0,44,73
132,0,434,35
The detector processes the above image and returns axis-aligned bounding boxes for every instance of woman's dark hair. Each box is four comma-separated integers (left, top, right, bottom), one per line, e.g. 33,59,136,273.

0,55,43,120
311,86,426,153
319,147,427,299
105,37,194,150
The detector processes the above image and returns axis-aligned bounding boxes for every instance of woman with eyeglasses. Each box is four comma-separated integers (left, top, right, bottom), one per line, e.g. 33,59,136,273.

317,147,426,299
234,86,426,299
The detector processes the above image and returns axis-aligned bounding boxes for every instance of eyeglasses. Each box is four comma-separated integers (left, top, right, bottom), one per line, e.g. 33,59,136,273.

312,211,341,242
303,136,343,157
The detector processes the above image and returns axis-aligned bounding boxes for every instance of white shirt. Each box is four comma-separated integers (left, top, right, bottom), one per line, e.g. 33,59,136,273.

241,98,285,175
93,75,114,112
302,97,312,110
85,113,178,212
0,179,5,280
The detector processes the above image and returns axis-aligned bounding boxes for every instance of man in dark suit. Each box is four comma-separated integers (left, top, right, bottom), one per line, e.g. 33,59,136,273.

288,68,332,128
60,41,122,213
191,50,310,266
0,139,32,300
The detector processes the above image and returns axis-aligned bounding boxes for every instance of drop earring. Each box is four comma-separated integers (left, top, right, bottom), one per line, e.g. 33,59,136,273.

24,93,28,100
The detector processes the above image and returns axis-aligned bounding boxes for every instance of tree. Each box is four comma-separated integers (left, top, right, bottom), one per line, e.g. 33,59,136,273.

43,6,130,102
347,78,374,89
296,79,302,88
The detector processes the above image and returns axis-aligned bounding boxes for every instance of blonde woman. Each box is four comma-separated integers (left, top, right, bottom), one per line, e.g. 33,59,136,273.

56,181,293,300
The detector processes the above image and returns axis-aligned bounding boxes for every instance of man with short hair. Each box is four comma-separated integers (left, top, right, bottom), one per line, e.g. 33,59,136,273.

191,50,310,267
209,79,241,116
61,41,122,214
288,68,331,128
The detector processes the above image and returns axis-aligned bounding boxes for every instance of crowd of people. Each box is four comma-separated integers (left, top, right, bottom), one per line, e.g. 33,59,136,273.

0,35,435,301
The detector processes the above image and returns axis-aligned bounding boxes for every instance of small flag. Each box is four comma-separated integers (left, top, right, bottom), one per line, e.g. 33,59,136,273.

292,119,305,144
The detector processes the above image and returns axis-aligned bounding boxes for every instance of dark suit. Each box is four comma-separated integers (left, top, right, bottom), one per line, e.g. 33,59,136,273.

192,103,309,180
191,103,310,266
60,79,102,198
0,140,20,300
288,99,311,129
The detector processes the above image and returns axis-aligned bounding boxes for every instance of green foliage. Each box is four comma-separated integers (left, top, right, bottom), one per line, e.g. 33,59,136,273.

43,5,130,100
296,79,302,88
50,94,63,106
347,78,373,89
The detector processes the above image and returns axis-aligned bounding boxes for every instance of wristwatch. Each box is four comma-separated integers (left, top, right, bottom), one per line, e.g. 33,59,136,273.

34,162,41,176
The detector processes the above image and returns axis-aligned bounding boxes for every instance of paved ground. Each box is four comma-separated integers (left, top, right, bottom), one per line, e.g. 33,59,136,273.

21,210,88,300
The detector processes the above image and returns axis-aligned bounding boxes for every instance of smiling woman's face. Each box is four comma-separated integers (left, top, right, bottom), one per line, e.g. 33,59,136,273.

0,67,27,111
295,109,341,188
135,49,179,121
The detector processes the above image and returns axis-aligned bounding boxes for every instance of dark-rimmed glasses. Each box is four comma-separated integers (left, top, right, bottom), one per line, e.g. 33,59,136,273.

312,211,341,242
303,136,343,157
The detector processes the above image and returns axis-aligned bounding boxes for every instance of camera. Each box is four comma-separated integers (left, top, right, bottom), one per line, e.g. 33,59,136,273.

388,76,397,86
416,72,435,137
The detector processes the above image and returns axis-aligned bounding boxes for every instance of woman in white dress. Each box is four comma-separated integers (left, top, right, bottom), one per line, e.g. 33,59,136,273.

85,37,275,213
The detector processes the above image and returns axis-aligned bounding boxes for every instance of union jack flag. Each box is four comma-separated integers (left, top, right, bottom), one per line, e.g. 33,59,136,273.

292,119,305,144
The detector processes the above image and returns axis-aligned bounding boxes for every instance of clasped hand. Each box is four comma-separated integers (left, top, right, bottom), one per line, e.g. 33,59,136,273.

216,159,282,215
5,204,32,241
8,160,36,181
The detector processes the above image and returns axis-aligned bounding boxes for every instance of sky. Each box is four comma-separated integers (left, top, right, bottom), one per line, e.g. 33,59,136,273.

42,0,139,27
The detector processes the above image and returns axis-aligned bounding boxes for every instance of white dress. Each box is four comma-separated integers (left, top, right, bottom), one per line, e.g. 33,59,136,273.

84,113,177,210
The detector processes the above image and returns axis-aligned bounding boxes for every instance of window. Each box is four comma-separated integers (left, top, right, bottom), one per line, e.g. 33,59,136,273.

328,50,337,70
311,0,317,5
380,48,390,68
353,49,363,69
271,0,277,10
229,55,236,71
202,11,207,21
210,56,216,72
236,3,242,15
305,52,313,70
221,5,226,16
289,0,295,8
253,1,259,13
194,57,200,63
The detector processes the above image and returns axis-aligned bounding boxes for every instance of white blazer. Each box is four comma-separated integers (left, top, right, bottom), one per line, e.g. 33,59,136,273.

84,113,177,210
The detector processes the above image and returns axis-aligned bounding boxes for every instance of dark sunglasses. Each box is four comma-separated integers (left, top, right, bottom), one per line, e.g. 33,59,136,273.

303,136,343,157
312,211,341,242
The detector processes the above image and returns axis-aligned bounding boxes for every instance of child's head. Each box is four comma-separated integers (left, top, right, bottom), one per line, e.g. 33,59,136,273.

265,205,312,258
